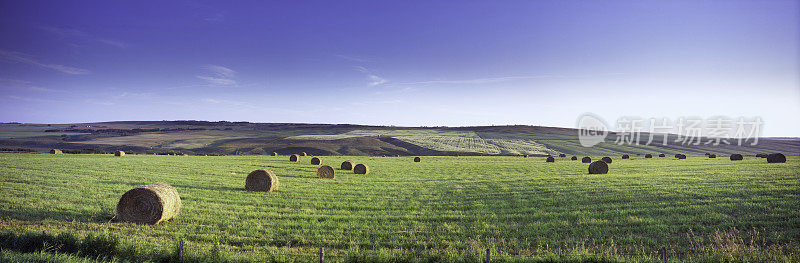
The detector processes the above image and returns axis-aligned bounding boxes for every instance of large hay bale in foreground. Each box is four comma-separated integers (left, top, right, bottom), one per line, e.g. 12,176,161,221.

571,156,577,161
289,154,300,162
559,154,566,157
730,154,743,161
659,154,666,157
581,157,591,163
601,157,612,163
354,163,369,174
588,161,609,174
546,157,555,162
115,151,125,157
50,149,62,154
414,157,421,162
341,160,355,170
621,154,629,159
116,183,181,225
311,157,322,165
767,153,786,163
245,169,279,192
317,165,335,179
708,154,717,158
644,154,652,158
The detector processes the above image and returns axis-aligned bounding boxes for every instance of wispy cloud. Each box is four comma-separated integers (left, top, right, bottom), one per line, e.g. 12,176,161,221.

398,75,560,85
353,66,387,87
196,65,237,86
0,78,63,93
336,54,373,62
39,26,128,48
0,49,91,75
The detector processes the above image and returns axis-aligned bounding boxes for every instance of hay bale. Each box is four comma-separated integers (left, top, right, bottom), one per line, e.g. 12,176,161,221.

708,154,717,158
588,161,609,174
767,153,786,163
116,183,181,225
300,152,307,156
674,154,681,158
546,156,555,162
523,154,529,158
571,156,577,161
559,154,566,157
659,154,666,157
354,163,369,174
272,152,278,156
289,154,300,162
704,153,710,156
676,154,687,159
317,165,335,179
453,154,459,157
414,157,421,162
115,151,125,157
341,160,355,170
621,154,629,159
50,149,62,154
730,154,743,161
245,169,279,192
601,157,612,163
644,154,652,158
581,157,591,163
311,157,322,165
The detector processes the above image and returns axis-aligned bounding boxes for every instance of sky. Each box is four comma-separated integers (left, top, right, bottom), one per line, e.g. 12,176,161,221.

0,0,798,136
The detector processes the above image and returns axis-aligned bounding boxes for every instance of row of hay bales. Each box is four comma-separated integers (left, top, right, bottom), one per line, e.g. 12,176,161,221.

288,154,370,179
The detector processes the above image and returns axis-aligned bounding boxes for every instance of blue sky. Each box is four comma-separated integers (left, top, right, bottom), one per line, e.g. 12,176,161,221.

1,0,798,136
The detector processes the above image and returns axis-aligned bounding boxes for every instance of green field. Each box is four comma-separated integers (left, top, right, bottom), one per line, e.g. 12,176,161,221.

1,153,798,262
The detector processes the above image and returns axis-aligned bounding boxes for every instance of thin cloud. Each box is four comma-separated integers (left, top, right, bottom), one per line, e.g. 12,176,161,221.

398,75,560,85
336,54,373,62
353,66,387,87
197,65,237,86
40,26,128,48
0,49,91,75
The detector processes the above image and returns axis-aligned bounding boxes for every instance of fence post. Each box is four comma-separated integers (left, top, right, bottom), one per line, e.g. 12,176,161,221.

486,249,491,263
319,247,324,263
178,240,184,263
660,246,666,263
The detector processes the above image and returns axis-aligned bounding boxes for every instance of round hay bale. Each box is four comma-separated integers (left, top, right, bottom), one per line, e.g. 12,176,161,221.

588,161,609,174
341,160,355,170
704,153,710,156
730,154,743,161
311,157,322,165
354,163,369,174
676,154,687,159
50,149,62,154
115,151,125,157
621,154,629,159
272,152,278,156
581,157,591,163
571,156,578,161
546,156,555,162
116,183,181,225
289,154,300,162
523,154,529,158
659,154,666,157
708,154,716,158
300,152,307,156
644,154,652,158
317,165,335,179
414,157,421,162
245,169,279,192
559,154,566,157
674,154,681,158
601,157,612,163
767,153,786,163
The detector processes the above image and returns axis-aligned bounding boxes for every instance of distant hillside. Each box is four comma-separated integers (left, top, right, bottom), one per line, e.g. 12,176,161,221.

1,121,798,156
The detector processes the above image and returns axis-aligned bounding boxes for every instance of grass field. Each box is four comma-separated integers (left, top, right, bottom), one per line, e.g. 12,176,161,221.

0,153,798,262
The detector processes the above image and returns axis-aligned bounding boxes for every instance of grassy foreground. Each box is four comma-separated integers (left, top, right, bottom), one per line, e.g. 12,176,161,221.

0,153,798,262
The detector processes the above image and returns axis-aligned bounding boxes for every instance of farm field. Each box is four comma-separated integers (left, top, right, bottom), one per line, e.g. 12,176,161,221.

0,153,798,262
